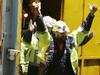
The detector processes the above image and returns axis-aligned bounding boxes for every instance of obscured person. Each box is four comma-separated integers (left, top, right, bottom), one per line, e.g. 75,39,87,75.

44,4,97,75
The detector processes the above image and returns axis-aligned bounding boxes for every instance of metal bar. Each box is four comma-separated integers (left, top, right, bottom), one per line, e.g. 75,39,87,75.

2,0,18,75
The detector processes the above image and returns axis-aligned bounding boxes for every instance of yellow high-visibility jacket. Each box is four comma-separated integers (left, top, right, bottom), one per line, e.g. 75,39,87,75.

69,29,87,72
28,32,51,65
20,38,33,73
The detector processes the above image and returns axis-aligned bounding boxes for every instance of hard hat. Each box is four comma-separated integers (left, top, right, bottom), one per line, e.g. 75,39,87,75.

43,16,56,28
53,20,69,33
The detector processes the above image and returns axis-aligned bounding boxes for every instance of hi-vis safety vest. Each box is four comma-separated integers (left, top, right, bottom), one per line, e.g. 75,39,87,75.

28,34,40,64
20,40,33,65
29,32,51,65
69,29,87,72
37,32,51,62
20,38,34,73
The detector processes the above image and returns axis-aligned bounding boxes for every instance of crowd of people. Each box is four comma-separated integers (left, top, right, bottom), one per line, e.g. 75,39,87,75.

20,0,97,75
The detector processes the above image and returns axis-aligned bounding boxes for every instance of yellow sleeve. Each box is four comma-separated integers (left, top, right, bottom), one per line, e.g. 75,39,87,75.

69,30,87,47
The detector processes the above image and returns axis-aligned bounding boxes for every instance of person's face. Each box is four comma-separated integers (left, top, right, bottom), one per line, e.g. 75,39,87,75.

54,31,67,38
29,1,35,14
28,0,38,16
53,31,67,43
29,0,41,20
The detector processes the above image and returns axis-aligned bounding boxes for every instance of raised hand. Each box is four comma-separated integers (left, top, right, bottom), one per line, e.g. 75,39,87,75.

89,4,97,16
32,1,41,16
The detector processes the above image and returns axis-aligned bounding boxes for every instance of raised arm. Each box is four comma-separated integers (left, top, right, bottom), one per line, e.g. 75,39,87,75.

79,5,97,33
71,5,97,46
33,1,46,32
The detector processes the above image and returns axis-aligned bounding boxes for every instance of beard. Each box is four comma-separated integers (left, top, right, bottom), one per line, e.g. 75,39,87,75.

54,36,66,43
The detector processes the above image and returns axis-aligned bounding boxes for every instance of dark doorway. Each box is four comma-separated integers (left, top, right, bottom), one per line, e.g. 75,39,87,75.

41,0,62,20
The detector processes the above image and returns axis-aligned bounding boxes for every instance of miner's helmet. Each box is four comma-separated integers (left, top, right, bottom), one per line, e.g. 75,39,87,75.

43,16,56,28
53,20,70,33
